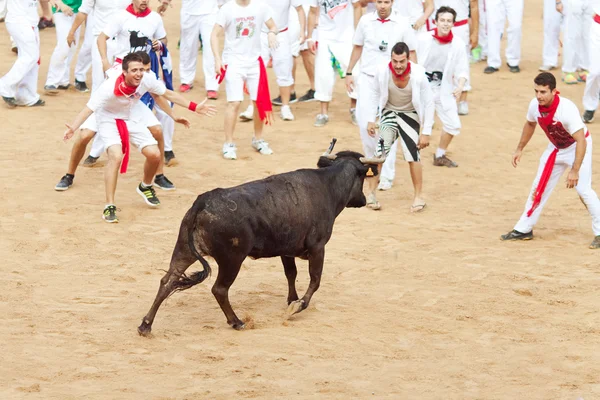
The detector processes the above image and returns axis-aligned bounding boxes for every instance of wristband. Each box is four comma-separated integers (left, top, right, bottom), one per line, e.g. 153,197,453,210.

268,31,277,35
188,102,198,112
346,72,352,76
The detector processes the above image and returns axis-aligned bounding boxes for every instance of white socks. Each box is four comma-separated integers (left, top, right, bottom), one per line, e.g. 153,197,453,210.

435,148,446,158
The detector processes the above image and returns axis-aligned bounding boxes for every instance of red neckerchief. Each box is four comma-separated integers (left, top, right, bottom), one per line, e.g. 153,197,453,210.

433,28,453,44
389,60,411,79
113,74,139,174
527,93,561,217
126,4,151,17
594,14,600,24
256,57,273,125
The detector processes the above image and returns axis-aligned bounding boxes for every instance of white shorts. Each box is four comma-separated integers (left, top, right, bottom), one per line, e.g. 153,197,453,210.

97,119,157,153
433,89,461,135
224,62,260,102
261,30,293,87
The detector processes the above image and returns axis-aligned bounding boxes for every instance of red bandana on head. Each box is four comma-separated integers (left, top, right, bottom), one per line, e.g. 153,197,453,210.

126,4,151,17
112,74,140,174
432,28,453,44
389,60,411,79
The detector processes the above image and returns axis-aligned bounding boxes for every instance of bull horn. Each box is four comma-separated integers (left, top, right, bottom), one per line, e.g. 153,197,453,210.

322,138,338,156
325,154,337,160
359,156,386,164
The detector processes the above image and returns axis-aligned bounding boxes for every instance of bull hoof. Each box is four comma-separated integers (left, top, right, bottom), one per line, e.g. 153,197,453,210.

286,299,305,316
231,322,246,331
137,321,152,337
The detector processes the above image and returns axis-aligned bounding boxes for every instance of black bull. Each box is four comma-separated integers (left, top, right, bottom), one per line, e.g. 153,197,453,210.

138,142,385,335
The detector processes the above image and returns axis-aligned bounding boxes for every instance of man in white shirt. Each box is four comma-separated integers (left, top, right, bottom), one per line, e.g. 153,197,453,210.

238,0,305,122
179,0,220,98
501,72,600,249
346,0,417,191
582,5,600,123
211,0,278,160
418,6,468,167
483,0,523,73
307,0,362,127
362,42,434,212
361,0,434,33
62,53,190,223
0,0,45,108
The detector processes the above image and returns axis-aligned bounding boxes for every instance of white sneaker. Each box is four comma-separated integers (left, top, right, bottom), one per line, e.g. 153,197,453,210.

239,105,254,121
350,108,358,126
223,143,237,160
538,65,556,72
280,105,294,121
314,114,329,127
458,101,469,115
377,179,393,191
252,138,273,155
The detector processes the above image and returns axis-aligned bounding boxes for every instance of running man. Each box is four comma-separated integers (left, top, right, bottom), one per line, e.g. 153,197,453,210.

363,42,434,211
501,72,600,249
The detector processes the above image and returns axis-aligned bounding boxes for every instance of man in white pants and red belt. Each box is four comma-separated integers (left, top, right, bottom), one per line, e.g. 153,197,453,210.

211,0,278,160
178,0,221,98
0,0,45,108
501,72,600,249
582,6,600,123
483,0,523,73
363,42,434,211
307,0,362,127
239,0,306,122
346,0,417,191
418,6,469,167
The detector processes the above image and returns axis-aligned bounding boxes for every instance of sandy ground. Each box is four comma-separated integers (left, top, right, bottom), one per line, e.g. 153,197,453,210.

1,1,600,399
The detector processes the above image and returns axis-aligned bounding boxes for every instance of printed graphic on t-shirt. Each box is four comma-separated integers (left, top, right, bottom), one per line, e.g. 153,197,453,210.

129,31,152,53
235,17,257,38
540,118,575,149
321,0,348,19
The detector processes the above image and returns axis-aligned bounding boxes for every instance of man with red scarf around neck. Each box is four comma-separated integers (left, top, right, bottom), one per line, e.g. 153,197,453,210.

501,73,600,249
362,42,434,212
417,6,468,168
62,53,192,223
211,0,279,160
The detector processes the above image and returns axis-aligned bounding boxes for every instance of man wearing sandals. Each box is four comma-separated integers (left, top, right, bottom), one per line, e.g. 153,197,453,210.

363,41,434,212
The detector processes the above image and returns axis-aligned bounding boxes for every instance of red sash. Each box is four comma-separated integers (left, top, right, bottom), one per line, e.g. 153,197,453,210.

256,57,273,124
113,75,138,174
594,14,600,24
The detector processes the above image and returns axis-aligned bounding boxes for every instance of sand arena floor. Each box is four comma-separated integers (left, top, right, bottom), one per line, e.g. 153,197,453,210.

1,1,599,398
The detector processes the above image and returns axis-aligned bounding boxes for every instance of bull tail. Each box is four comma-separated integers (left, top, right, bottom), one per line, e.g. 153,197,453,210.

173,196,212,292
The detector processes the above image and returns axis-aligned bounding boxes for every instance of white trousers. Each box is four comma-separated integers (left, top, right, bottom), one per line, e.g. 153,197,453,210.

486,0,524,68
542,0,563,68
356,73,397,182
0,0,6,19
179,12,218,91
0,22,40,106
478,0,488,57
76,13,93,82
45,12,89,86
453,23,471,91
91,34,116,92
314,37,358,102
155,104,175,151
562,0,593,72
261,30,294,87
583,20,600,111
514,137,600,236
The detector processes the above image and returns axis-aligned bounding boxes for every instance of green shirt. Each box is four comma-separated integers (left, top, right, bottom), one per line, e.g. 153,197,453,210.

53,0,82,14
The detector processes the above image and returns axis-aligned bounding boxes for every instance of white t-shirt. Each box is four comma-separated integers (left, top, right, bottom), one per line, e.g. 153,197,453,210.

394,0,424,24
103,10,167,59
87,73,166,123
308,0,360,41
79,0,131,36
526,96,586,149
181,0,218,15
353,10,417,76
261,0,302,32
6,0,39,25
434,0,469,22
215,0,274,66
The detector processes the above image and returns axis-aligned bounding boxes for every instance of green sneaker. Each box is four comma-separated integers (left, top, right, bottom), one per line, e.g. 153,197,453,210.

102,205,118,223
136,183,160,207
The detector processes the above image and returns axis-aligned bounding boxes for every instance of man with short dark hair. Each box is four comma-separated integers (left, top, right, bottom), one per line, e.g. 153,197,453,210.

501,72,600,249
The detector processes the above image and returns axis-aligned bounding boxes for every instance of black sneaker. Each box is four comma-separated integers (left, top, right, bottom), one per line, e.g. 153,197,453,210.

57,83,70,90
583,110,595,123
500,229,533,241
297,89,315,102
164,150,177,166
271,92,297,106
30,99,45,107
507,63,520,73
590,235,600,249
74,80,89,93
2,96,17,108
83,155,98,166
44,85,59,94
154,174,176,190
55,174,74,191
102,205,118,223
484,66,499,74
136,183,161,207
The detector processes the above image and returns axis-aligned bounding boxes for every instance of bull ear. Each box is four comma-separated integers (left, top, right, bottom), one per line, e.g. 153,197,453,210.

317,156,334,168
